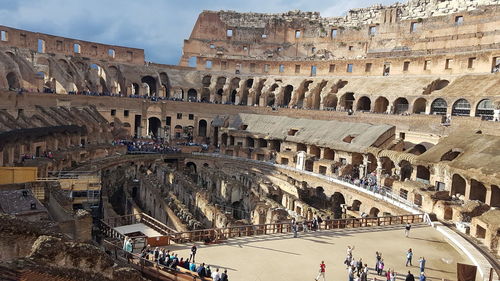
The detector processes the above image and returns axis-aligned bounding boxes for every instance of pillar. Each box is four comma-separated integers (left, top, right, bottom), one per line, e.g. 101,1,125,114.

464,179,473,200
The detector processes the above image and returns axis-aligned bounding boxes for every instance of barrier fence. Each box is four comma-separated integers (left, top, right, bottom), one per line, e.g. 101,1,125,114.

100,213,424,246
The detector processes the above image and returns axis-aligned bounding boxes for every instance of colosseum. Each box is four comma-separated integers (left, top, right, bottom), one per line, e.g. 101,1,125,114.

0,0,499,280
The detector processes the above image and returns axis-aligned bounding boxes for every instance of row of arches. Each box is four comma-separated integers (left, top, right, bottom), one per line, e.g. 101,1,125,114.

146,117,208,139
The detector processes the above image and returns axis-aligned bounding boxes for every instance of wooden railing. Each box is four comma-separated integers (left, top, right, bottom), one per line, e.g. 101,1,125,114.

101,213,423,246
101,213,176,234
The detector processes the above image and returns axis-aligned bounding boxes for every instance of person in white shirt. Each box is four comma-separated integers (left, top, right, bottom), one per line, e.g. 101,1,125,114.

211,268,221,281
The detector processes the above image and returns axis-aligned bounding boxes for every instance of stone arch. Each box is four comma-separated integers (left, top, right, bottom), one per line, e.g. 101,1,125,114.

267,84,279,106
201,88,210,102
148,117,161,138
202,75,211,87
141,76,157,96
331,192,345,219
475,99,494,120
373,97,389,113
393,97,409,114
399,160,413,181
188,88,197,101
416,165,430,182
221,133,228,146
408,144,427,155
160,72,170,98
198,119,207,137
323,148,334,160
470,179,486,203
339,92,355,110
451,174,466,197
351,200,361,212
413,98,427,114
6,72,20,89
131,83,140,95
186,162,197,174
441,149,461,161
430,98,447,115
309,145,320,158
282,85,293,107
356,96,371,111
230,89,237,104
380,157,395,176
174,125,183,139
491,185,500,207
296,80,313,108
369,207,380,217
451,98,471,116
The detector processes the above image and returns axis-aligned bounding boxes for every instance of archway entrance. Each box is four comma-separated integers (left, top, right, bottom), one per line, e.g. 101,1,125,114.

198,119,207,137
188,89,197,102
451,174,466,197
452,99,471,116
148,117,161,138
340,92,355,110
430,98,447,115
6,72,20,89
373,97,389,113
282,85,293,107
394,98,409,114
413,98,427,114
331,192,345,219
141,76,157,96
356,96,371,112
475,99,494,120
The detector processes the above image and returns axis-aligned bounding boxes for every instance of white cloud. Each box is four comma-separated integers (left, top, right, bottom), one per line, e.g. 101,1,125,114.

0,0,398,64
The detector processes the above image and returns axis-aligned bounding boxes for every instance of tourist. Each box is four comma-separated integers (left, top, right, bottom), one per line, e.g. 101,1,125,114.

196,262,207,277
356,258,363,273
184,258,191,270
315,260,326,281
390,270,396,281
347,245,355,257
189,261,196,272
406,248,413,266
419,272,426,281
190,244,197,262
302,220,309,232
385,268,391,281
154,247,159,261
317,215,323,230
360,265,368,281
377,259,384,276
348,265,355,281
375,251,382,270
292,220,298,238
405,223,411,237
220,269,229,281
418,257,426,272
312,216,318,231
405,271,415,281
212,268,221,281
206,265,212,276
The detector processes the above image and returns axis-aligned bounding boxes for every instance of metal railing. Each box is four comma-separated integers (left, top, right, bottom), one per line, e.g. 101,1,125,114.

192,152,422,214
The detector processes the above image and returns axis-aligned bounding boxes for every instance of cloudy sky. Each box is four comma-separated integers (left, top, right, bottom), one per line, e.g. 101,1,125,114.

0,0,396,64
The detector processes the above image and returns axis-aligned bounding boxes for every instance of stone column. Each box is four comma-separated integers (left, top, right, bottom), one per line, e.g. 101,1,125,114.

376,158,383,186
464,179,473,200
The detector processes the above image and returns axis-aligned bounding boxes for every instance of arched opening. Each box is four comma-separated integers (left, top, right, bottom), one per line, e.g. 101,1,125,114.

475,99,494,120
339,92,355,110
441,149,461,161
452,98,471,116
309,145,320,158
216,89,224,103
356,96,371,112
160,72,170,97
6,72,20,89
187,88,197,101
451,174,466,197
380,157,395,176
394,97,409,114
373,97,389,113
413,98,427,114
369,207,380,217
491,185,500,207
399,160,413,181
230,90,237,104
282,85,293,107
198,119,207,137
246,137,254,148
148,117,161,138
174,125,183,139
201,88,210,102
323,148,335,160
221,133,228,146
331,192,345,219
444,207,453,220
132,83,140,95
141,76,157,96
202,75,212,87
470,179,486,203
416,165,430,182
408,144,427,155
186,162,197,174
99,77,109,93
351,200,361,212
430,98,447,115
267,84,279,106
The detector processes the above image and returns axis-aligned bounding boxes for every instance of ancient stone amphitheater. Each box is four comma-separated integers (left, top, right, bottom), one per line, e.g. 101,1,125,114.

0,0,499,281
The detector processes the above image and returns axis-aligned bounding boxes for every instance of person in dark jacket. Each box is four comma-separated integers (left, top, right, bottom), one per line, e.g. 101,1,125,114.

220,269,229,281
196,263,207,278
405,270,415,281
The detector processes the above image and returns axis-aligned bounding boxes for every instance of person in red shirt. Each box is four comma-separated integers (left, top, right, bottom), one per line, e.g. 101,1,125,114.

315,261,326,281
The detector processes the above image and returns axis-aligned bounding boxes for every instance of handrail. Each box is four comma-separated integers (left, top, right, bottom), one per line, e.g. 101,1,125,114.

192,152,422,214
101,213,424,246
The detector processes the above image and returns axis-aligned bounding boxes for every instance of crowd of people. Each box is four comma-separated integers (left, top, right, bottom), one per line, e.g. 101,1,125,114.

20,150,54,162
122,238,229,280
314,224,427,281
114,139,181,154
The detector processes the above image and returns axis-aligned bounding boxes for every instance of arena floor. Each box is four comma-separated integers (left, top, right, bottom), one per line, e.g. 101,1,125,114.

167,224,475,281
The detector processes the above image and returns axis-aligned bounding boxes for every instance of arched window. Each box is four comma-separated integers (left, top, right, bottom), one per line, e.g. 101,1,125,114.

452,99,471,116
